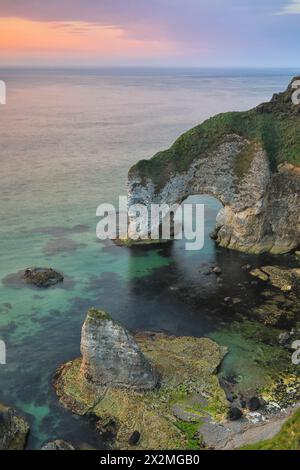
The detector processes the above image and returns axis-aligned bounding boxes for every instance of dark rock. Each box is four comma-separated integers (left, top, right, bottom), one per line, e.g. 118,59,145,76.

129,431,140,446
210,229,219,241
213,267,222,275
95,418,118,444
247,397,261,412
228,406,243,421
41,440,75,450
24,267,63,288
219,378,235,403
238,394,247,409
241,264,252,271
202,270,212,276
0,403,29,450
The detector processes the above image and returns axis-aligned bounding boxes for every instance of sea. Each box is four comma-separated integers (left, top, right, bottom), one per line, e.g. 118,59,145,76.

0,67,299,448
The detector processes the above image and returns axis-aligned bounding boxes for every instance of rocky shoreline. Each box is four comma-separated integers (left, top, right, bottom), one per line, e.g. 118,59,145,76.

53,303,300,450
54,309,229,450
0,403,29,450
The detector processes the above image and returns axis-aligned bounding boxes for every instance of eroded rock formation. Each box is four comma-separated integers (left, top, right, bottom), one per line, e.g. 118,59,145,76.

127,78,300,254
54,326,228,450
80,308,157,390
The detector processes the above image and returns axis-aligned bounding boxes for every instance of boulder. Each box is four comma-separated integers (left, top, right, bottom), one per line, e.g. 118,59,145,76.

212,266,222,275
128,431,141,446
80,309,158,390
24,267,63,288
0,403,29,450
41,440,75,450
250,266,300,292
247,397,261,412
228,406,243,421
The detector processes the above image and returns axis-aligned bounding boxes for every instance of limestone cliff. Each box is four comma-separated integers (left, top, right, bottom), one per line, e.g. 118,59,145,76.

127,78,300,254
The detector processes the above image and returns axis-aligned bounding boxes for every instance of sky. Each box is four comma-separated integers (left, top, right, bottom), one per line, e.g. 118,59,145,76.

0,0,299,67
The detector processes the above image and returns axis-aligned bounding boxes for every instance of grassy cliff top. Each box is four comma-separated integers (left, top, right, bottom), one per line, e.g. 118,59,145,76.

129,78,300,191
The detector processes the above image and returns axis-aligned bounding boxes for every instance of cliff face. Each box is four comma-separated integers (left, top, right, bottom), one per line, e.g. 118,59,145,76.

127,78,300,254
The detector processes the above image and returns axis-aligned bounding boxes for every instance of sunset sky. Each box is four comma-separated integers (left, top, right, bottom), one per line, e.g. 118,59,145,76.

0,0,299,67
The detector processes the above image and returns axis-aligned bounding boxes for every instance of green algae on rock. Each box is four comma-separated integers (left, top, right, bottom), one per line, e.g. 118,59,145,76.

41,440,76,450
54,310,228,450
127,78,300,254
211,320,300,405
0,403,29,450
250,266,300,293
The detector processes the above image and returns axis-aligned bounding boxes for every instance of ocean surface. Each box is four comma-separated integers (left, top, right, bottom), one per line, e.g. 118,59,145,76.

0,67,299,448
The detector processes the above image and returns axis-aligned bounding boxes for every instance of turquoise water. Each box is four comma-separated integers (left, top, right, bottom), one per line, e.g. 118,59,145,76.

0,68,299,448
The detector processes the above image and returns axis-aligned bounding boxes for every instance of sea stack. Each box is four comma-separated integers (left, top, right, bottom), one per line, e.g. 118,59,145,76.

80,308,158,390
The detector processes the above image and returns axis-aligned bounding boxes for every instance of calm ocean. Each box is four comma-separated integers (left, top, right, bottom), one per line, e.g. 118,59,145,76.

0,68,298,448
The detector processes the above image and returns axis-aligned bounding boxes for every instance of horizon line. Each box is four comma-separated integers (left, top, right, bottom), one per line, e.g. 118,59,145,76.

0,64,300,70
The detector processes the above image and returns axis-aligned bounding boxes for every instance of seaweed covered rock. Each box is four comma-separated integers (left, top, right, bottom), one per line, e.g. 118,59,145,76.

250,266,300,293
24,267,64,288
41,440,75,450
0,403,29,450
54,315,228,450
80,309,158,390
127,78,300,254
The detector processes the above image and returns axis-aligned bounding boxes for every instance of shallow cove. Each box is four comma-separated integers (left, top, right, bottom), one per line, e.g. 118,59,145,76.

0,68,299,449
1,195,297,449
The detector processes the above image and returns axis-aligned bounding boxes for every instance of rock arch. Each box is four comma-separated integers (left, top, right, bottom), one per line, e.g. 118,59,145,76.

127,79,300,254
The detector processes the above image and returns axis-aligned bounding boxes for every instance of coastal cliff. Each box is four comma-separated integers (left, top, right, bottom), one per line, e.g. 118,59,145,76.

127,78,300,254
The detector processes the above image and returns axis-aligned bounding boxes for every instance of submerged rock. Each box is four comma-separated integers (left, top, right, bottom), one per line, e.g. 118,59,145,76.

24,267,64,288
41,440,75,450
80,308,158,390
250,266,300,293
0,403,29,450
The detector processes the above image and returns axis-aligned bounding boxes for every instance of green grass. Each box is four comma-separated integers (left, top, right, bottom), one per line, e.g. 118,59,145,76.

241,408,300,450
175,421,202,450
129,99,300,191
